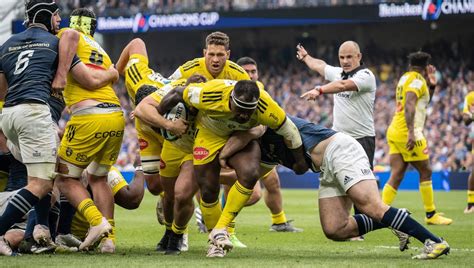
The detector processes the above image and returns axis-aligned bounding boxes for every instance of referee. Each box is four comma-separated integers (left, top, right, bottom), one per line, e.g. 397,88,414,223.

297,41,376,171
297,41,377,241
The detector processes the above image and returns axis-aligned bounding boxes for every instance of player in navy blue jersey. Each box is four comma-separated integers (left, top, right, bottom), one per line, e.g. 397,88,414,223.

218,116,450,260
0,0,118,255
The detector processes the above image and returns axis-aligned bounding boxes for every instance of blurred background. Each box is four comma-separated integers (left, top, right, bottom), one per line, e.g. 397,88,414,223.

1,0,473,189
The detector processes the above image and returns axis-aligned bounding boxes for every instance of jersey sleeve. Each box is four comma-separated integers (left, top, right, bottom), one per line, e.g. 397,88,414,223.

324,65,342,82
405,74,425,98
169,59,200,80
257,89,287,129
107,167,128,195
182,80,228,111
350,69,376,92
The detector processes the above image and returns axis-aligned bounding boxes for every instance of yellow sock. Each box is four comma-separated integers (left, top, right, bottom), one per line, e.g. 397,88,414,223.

200,199,222,231
171,221,187,235
420,181,436,212
163,219,172,231
227,220,236,235
468,190,474,204
77,198,102,226
382,184,397,205
107,219,116,242
271,211,287,225
215,181,252,230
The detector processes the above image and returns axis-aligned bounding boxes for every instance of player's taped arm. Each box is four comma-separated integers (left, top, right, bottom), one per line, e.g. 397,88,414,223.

114,167,145,210
134,94,174,131
405,91,417,135
275,117,308,174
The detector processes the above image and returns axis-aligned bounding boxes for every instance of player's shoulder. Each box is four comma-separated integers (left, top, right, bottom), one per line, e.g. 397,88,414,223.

181,58,202,71
467,91,474,100
226,60,246,75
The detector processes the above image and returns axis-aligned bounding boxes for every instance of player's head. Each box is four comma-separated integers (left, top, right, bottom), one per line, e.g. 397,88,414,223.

135,84,158,106
203,31,230,77
25,0,60,34
408,51,431,70
70,8,97,36
338,41,362,73
237,57,259,81
230,80,260,124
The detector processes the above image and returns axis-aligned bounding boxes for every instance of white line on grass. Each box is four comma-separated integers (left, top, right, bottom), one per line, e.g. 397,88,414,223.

376,245,474,252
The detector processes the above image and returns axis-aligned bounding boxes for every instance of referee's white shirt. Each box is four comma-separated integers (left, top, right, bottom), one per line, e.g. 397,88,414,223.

324,65,376,139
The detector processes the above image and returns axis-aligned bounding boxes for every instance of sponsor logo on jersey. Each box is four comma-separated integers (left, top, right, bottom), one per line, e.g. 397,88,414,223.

193,147,209,160
139,139,149,150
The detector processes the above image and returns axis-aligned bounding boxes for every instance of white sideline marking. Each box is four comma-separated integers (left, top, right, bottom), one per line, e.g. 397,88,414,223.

376,245,474,252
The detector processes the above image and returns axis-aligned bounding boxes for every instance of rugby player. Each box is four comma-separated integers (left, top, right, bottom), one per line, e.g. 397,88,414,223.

382,52,452,225
462,90,474,213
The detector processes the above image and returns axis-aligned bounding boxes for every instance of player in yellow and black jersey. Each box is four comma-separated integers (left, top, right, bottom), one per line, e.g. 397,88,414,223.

382,51,452,225
169,31,249,82
55,8,124,251
157,79,306,256
462,91,474,213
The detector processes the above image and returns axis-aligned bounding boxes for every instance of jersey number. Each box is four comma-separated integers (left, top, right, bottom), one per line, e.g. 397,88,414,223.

89,50,103,65
14,50,35,75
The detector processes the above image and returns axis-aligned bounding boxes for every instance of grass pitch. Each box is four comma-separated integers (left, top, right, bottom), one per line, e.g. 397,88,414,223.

3,190,473,267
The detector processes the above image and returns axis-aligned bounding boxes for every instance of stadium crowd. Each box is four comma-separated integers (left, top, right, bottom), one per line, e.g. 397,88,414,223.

54,0,408,16
94,39,474,172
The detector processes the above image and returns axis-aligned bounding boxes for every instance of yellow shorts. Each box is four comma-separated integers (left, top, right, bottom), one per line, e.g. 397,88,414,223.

193,122,228,165
136,119,164,174
59,111,125,166
160,140,193,178
388,137,429,162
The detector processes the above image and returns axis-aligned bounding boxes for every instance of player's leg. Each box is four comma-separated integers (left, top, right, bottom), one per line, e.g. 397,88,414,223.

410,159,452,225
466,152,474,213
116,38,148,75
263,168,303,232
0,105,55,251
382,140,408,205
167,160,198,255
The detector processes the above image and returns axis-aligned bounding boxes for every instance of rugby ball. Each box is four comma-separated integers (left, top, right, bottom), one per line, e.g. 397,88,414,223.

160,102,189,141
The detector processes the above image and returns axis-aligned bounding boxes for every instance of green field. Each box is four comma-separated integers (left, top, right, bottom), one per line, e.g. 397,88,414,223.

3,190,473,267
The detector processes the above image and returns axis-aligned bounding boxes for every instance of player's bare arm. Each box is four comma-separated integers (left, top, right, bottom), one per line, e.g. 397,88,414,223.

300,79,357,101
53,29,79,92
219,125,267,168
425,64,437,102
134,94,187,137
0,73,7,100
70,63,119,90
116,38,148,75
296,43,327,75
405,91,417,150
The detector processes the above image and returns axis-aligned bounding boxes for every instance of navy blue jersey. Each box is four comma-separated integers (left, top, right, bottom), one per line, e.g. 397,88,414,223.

0,27,79,107
48,91,65,123
259,116,336,172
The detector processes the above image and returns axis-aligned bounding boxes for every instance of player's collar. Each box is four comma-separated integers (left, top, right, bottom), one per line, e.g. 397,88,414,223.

341,62,365,80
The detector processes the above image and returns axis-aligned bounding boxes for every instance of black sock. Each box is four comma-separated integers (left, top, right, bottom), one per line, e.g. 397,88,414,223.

34,192,52,227
353,214,386,235
49,201,61,239
426,210,436,219
24,210,37,239
57,195,76,234
0,189,39,235
381,207,441,243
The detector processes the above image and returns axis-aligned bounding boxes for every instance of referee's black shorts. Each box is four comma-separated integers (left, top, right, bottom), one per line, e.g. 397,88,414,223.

356,136,375,170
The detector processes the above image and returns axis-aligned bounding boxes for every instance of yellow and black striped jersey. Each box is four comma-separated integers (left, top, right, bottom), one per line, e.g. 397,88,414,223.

57,28,120,106
124,54,169,105
169,57,250,81
387,71,429,141
182,79,286,137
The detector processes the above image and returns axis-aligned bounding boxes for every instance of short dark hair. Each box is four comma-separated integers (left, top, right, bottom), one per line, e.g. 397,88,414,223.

205,31,230,50
233,80,260,103
236,57,257,67
408,51,431,68
135,85,157,106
